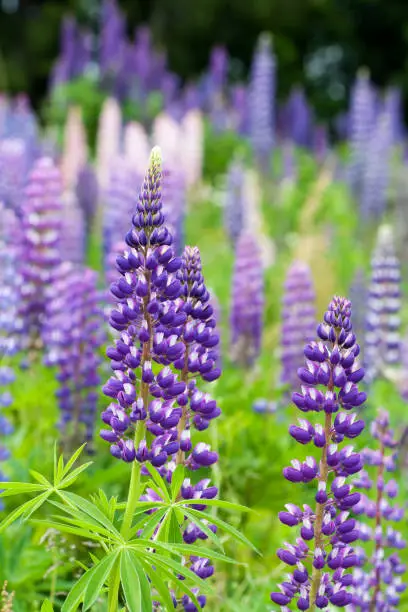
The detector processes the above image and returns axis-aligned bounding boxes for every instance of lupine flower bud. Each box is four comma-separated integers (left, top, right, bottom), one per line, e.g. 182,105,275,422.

19,157,63,354
249,33,275,171
271,296,366,609
281,262,316,392
365,225,401,382
350,410,406,610
230,233,264,367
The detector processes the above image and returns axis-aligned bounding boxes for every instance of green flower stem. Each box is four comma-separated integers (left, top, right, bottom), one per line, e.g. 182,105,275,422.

121,421,145,539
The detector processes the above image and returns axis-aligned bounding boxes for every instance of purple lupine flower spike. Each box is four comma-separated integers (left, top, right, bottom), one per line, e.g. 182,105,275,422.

285,87,312,147
60,193,86,266
44,265,104,451
103,161,138,272
360,113,391,219
271,296,366,609
249,33,275,172
224,157,244,245
170,245,221,609
75,165,99,236
281,262,316,392
0,138,29,214
365,225,401,383
102,147,186,465
350,410,406,610
19,157,63,355
0,203,20,508
230,233,264,367
347,69,377,197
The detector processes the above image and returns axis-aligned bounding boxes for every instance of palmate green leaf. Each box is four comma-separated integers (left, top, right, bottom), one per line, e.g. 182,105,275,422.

48,497,119,539
160,509,183,545
185,508,259,554
40,600,55,612
31,519,106,544
0,491,50,532
62,444,87,476
170,464,185,501
55,454,65,485
140,507,168,540
59,462,93,489
0,482,48,497
46,512,121,542
83,551,119,610
61,491,122,537
61,565,94,612
120,549,152,612
91,489,117,523
30,470,51,486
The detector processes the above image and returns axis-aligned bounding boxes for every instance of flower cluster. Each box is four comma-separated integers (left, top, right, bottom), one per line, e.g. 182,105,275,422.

44,264,104,450
281,262,316,392
349,410,406,610
75,164,98,236
249,33,275,170
224,156,244,246
347,70,376,197
365,225,401,382
102,147,187,464
60,192,86,266
103,161,138,272
271,296,366,610
360,114,391,220
230,232,264,367
19,157,63,354
0,203,20,510
102,149,221,610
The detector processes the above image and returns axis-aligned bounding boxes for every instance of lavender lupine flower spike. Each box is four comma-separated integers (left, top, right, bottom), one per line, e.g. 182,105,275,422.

230,233,264,367
281,262,316,392
44,265,104,451
0,204,20,509
360,113,391,220
19,157,62,354
102,147,187,465
347,69,376,197
365,225,401,383
249,33,275,172
224,157,244,246
271,296,366,610
350,410,406,610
